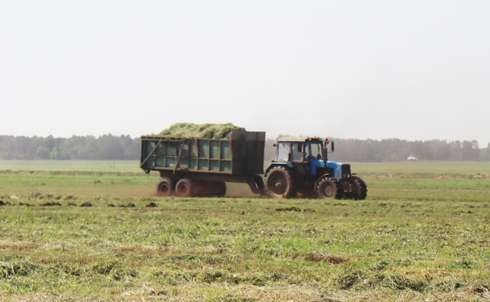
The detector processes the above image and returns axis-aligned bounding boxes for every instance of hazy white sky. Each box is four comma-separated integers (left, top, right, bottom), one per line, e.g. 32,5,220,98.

1,1,489,146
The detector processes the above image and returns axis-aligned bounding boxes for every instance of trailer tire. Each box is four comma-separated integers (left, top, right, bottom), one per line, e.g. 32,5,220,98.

214,182,226,197
156,177,174,197
175,178,195,197
316,178,343,199
265,166,295,198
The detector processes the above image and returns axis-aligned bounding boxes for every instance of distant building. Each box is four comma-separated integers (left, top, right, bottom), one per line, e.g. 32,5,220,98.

407,155,418,161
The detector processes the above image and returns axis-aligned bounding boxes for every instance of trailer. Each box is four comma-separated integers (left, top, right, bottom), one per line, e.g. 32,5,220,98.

140,131,266,197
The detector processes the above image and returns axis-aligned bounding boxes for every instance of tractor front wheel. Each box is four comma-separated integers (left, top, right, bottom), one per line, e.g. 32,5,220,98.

343,177,367,200
316,178,343,199
265,167,295,198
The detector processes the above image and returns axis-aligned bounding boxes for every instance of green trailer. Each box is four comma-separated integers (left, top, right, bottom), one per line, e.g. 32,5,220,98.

140,131,266,197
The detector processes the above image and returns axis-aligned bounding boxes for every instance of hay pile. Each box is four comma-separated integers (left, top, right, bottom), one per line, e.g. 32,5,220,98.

156,123,246,139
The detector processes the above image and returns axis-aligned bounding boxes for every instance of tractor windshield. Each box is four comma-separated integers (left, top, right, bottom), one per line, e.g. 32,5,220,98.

308,143,323,160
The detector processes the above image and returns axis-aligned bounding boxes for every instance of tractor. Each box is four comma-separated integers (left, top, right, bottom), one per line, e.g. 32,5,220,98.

264,137,367,199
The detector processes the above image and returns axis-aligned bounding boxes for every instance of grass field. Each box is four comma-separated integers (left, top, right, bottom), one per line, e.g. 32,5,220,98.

0,161,490,301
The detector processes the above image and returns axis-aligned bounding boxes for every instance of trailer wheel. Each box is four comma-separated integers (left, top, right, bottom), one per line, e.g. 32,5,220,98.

265,166,295,198
316,178,343,199
156,177,174,197
175,178,194,197
343,177,367,200
214,182,226,197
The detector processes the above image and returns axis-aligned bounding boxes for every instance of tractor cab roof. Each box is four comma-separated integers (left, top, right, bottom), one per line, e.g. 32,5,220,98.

278,137,323,143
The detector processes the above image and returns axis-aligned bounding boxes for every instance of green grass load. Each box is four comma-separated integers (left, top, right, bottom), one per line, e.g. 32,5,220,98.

156,123,246,139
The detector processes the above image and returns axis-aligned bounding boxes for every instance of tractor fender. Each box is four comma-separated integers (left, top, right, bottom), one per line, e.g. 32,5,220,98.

265,163,293,176
314,174,338,190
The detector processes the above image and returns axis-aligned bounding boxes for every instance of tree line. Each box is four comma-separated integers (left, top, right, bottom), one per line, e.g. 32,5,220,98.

0,135,140,160
326,138,489,162
265,137,489,162
0,135,489,161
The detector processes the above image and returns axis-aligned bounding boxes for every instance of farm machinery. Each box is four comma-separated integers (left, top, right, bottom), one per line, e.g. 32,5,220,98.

140,132,367,199
264,136,367,199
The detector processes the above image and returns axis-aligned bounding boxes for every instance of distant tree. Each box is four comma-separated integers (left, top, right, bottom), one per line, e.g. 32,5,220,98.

482,143,490,161
36,146,50,159
95,134,128,160
124,137,140,160
461,140,480,161
428,140,451,160
49,147,64,160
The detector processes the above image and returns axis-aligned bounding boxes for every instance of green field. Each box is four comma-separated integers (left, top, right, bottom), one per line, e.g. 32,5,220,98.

0,161,489,301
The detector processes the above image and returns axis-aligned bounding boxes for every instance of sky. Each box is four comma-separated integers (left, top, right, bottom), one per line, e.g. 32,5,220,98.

1,1,489,147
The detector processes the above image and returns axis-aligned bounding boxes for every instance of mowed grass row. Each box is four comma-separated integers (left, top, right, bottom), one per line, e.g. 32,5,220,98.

0,161,489,301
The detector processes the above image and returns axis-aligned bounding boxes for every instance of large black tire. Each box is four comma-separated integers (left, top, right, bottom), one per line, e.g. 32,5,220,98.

214,182,226,197
265,166,296,198
343,177,367,200
316,178,343,199
175,178,195,197
156,177,174,197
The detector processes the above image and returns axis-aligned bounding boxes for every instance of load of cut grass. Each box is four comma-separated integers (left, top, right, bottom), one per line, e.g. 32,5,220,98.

156,123,246,139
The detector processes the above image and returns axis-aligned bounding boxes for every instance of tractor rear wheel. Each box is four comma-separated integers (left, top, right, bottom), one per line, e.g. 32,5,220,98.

265,166,295,198
316,178,343,199
175,178,194,197
343,177,367,200
156,177,174,197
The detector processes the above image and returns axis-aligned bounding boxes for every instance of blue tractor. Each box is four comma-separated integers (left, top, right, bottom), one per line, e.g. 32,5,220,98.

264,137,367,199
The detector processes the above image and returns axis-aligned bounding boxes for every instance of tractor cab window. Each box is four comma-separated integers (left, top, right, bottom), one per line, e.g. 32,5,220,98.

307,143,323,160
275,142,290,161
290,143,304,162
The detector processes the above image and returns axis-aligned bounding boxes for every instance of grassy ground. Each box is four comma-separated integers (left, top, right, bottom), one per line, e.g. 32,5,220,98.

0,161,489,301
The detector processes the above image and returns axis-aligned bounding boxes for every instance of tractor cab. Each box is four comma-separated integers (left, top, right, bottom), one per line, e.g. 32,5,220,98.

271,137,333,178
